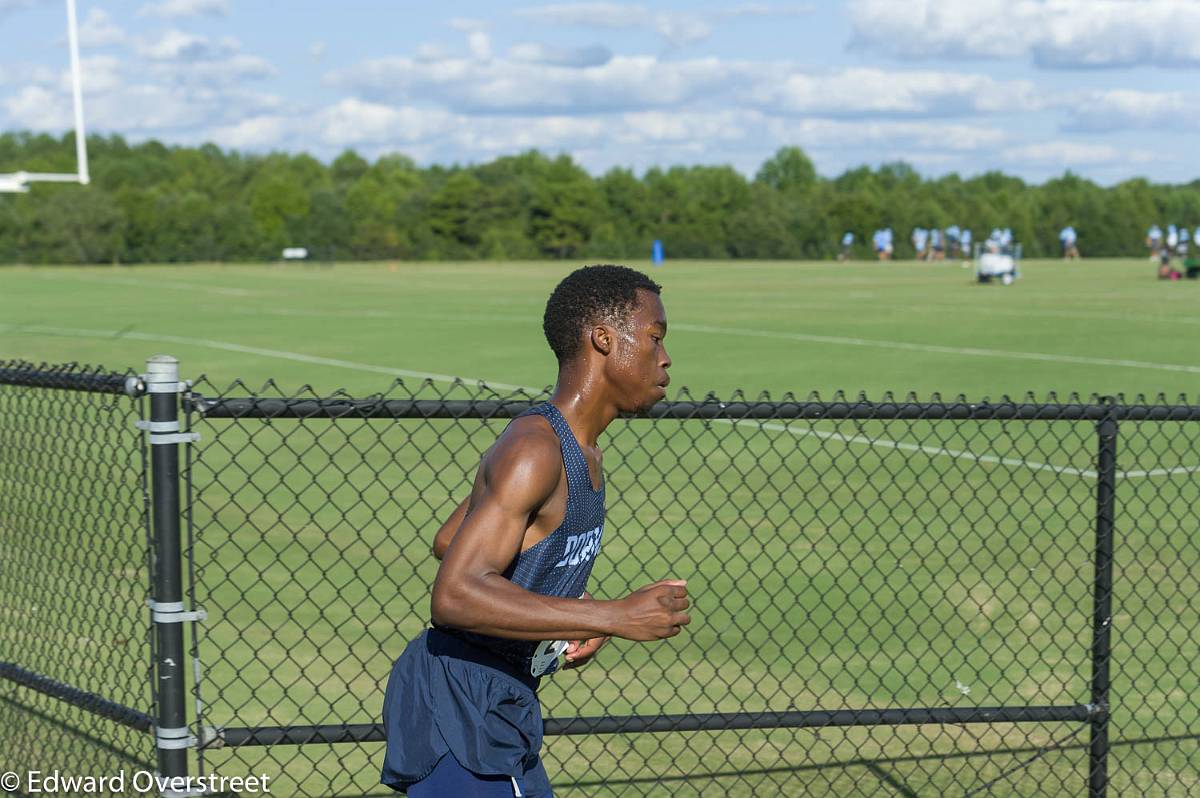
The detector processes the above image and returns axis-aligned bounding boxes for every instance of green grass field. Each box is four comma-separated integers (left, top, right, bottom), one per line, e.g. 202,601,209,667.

2,257,1199,399
3,258,1200,797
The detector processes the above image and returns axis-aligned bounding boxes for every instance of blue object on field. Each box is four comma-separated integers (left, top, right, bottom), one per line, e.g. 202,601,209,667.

652,239,664,266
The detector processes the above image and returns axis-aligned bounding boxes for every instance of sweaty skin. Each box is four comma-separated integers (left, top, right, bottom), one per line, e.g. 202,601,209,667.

429,290,690,651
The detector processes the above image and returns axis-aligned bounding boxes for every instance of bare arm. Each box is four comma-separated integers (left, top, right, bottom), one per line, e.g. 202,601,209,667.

431,496,470,561
430,422,690,642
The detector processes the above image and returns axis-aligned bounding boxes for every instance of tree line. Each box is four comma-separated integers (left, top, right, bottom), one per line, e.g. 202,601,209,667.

1,131,1198,264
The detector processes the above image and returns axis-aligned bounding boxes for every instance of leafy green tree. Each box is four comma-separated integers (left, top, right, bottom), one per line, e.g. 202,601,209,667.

756,146,817,194
0,133,1194,263
529,155,602,258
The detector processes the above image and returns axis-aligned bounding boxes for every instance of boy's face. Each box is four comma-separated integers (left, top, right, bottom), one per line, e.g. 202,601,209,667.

607,289,671,413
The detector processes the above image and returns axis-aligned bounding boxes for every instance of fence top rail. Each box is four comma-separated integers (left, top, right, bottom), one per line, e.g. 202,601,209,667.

0,362,138,396
4,362,1199,420
186,395,1200,422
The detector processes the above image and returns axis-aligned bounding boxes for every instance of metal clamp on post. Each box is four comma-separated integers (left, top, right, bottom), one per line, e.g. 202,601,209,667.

155,725,198,750
148,599,207,624
197,725,224,750
135,419,200,446
145,379,190,394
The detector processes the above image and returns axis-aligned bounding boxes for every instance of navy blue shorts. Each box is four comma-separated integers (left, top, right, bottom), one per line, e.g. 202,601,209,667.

381,629,553,796
409,752,552,798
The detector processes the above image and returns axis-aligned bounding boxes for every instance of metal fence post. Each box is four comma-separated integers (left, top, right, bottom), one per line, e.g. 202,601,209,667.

1089,398,1118,797
141,355,202,796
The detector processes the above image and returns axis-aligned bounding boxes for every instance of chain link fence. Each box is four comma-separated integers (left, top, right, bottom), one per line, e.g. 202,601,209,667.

3,359,1200,796
0,362,155,787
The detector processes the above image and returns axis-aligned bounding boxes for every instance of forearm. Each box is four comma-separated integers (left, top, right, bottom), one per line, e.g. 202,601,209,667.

432,573,617,640
432,498,470,560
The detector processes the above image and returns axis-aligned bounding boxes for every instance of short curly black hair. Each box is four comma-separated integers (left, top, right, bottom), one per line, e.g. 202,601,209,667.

543,264,662,364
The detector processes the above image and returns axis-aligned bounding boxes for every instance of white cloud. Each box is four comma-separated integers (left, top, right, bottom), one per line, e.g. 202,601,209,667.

1031,1,1200,68
508,43,612,68
79,8,128,48
328,53,1044,120
619,110,746,143
4,85,68,128
414,43,451,62
72,55,123,93
769,118,1007,152
4,44,282,135
1002,141,1126,165
518,3,652,29
717,3,814,18
517,3,712,45
208,114,292,149
5,81,171,131
752,67,1042,116
1063,89,1194,131
204,98,1007,177
138,0,228,18
315,98,456,147
655,12,710,46
0,63,57,88
137,29,230,61
0,0,35,14
326,54,746,114
467,30,492,61
132,30,275,85
150,54,276,86
449,17,489,32
848,0,1027,60
849,0,1200,69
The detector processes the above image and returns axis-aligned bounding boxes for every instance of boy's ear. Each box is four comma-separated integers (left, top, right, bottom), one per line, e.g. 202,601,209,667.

590,325,613,356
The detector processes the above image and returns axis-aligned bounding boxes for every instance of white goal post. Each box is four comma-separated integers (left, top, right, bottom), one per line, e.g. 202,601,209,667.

0,0,90,193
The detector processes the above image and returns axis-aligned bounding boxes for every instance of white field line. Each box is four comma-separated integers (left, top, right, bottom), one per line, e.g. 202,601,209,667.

195,305,529,323
673,322,1200,375
1117,465,1200,479
716,418,1098,478
721,418,1198,481
1,323,1189,481
0,323,533,392
34,272,256,297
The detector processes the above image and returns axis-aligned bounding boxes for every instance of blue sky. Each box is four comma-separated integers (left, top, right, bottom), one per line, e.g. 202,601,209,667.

3,0,1199,184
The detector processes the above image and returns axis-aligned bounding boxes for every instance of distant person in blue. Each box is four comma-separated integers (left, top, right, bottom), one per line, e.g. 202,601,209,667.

959,227,972,265
930,227,944,261
912,227,928,260
1147,224,1163,261
873,228,893,260
839,231,854,262
1059,226,1079,260
1178,227,1191,258
945,225,961,259
381,265,690,797
986,228,1003,253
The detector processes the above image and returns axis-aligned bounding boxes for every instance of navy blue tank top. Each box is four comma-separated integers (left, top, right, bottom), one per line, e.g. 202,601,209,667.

437,402,606,678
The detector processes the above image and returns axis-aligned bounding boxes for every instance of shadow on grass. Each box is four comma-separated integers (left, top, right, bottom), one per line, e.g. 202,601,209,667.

552,729,1200,792
0,692,155,773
